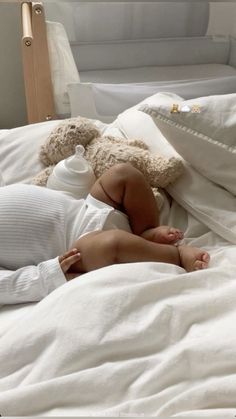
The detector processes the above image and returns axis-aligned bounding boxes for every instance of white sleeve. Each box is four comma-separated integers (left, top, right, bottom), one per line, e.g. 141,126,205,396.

0,257,67,305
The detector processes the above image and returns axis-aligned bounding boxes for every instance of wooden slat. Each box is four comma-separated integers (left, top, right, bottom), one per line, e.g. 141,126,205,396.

21,1,56,124
31,2,56,123
21,2,38,123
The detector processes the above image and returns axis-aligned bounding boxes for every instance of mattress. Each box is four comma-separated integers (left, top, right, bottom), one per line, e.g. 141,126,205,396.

80,63,236,84
1,92,236,416
1,112,236,416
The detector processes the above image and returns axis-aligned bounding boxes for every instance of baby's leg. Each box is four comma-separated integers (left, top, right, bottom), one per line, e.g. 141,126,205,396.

70,230,209,273
90,163,159,235
90,163,183,242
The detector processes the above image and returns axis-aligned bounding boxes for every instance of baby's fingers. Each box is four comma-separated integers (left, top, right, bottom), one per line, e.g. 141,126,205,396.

59,248,81,273
59,248,79,262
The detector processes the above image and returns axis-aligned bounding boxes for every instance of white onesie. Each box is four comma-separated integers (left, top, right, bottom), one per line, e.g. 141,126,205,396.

0,184,131,304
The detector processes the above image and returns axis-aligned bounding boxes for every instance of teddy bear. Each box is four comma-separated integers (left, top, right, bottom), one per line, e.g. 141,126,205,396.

32,116,184,207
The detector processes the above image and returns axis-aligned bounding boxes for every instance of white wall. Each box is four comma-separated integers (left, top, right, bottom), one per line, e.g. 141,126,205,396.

207,2,236,36
0,3,27,129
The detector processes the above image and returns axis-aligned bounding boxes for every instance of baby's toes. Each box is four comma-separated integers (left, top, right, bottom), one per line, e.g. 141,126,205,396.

169,228,184,242
202,252,210,263
167,230,176,241
177,230,184,240
194,252,210,270
194,260,208,270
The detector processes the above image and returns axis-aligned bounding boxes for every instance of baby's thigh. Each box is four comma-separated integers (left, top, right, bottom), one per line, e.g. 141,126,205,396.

70,230,118,273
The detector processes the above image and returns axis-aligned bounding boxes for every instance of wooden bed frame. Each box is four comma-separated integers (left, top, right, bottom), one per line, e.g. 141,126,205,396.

21,1,56,124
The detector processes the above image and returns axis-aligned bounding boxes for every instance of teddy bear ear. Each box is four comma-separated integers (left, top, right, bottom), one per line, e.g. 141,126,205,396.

63,117,101,146
38,116,102,166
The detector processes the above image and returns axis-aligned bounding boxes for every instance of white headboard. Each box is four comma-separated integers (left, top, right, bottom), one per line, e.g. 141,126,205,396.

45,1,211,72
71,37,230,72
45,2,210,43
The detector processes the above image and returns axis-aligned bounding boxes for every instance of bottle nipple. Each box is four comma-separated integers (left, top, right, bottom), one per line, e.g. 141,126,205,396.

66,145,87,172
75,145,85,157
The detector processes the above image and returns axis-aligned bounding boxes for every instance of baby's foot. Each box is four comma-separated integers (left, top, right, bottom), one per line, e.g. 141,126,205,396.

142,226,184,245
178,245,210,272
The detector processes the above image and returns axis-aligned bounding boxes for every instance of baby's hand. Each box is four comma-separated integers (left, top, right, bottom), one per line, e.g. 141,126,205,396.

59,248,81,281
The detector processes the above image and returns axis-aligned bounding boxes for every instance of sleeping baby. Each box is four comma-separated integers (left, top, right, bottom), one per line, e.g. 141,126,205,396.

0,164,210,305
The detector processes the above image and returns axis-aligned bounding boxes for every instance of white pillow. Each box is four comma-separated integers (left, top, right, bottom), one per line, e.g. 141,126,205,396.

140,93,236,195
115,92,184,159
0,121,60,185
110,93,236,244
68,77,236,123
46,21,80,118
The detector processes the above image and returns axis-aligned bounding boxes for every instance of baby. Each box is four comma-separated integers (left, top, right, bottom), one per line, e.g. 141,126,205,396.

0,163,210,304
65,163,210,277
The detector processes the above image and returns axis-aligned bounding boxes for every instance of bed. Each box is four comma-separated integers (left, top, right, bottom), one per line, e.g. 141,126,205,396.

0,87,236,416
21,1,236,123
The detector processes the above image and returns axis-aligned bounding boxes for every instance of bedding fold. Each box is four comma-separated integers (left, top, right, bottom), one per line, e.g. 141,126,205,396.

0,253,236,416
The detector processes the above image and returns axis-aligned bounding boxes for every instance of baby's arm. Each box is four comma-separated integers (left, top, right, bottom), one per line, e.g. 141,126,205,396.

0,250,80,305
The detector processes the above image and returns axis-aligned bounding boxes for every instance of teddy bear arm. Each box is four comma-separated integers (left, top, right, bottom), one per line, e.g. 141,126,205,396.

31,166,55,186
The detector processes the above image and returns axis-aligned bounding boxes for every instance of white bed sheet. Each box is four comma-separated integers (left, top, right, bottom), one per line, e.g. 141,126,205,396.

0,111,236,417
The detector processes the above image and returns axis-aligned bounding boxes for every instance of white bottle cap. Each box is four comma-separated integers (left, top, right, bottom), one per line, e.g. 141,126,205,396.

47,145,96,199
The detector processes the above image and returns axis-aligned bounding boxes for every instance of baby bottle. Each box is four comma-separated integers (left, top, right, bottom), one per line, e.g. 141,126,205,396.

47,145,96,199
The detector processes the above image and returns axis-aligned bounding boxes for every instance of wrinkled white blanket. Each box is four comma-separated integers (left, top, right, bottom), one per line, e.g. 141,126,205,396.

0,111,236,417
0,185,236,417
